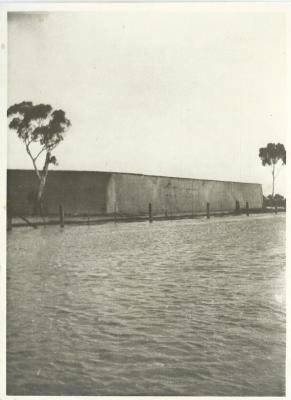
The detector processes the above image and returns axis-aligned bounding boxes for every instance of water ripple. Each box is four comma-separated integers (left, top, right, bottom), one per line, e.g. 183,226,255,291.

7,214,285,395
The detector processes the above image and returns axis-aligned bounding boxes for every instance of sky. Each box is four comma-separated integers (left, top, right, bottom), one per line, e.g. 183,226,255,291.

7,6,287,195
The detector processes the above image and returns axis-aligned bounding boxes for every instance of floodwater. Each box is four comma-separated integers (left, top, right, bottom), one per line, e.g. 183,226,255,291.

7,214,285,396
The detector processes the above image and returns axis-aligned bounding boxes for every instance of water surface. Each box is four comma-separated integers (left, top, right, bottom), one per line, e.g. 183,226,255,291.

7,214,285,395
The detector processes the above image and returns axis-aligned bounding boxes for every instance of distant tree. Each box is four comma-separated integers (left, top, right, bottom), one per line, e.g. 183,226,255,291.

273,193,285,201
259,143,286,197
7,101,71,212
263,193,286,208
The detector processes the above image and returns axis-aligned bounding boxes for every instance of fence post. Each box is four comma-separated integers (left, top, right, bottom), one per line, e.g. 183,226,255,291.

235,200,240,213
149,202,153,223
114,202,117,224
275,203,278,215
59,204,64,228
206,202,210,219
246,201,249,216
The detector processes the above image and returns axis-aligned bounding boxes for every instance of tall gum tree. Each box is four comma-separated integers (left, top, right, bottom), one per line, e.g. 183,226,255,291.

7,101,71,212
259,143,286,197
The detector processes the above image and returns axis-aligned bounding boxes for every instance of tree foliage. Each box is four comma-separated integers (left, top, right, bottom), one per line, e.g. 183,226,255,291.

259,143,286,167
7,101,71,207
259,143,286,197
263,193,286,208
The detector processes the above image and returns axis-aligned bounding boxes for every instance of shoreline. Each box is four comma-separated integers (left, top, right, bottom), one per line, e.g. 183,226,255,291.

7,208,286,229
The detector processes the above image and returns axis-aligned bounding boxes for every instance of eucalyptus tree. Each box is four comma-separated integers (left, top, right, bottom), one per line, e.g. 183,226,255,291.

259,143,286,197
7,101,71,211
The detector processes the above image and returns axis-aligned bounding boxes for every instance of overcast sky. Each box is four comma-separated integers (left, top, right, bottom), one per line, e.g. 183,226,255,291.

7,6,287,195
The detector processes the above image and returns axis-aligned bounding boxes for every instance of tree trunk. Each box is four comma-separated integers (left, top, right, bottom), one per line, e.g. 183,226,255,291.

272,163,275,197
37,175,47,203
36,151,51,211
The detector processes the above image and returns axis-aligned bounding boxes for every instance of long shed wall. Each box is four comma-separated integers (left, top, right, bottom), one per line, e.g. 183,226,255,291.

7,169,263,216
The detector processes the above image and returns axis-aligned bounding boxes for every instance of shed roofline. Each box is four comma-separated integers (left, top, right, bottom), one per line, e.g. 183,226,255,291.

7,168,262,186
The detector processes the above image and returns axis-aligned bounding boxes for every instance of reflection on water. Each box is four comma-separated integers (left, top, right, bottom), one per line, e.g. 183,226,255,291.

7,214,285,395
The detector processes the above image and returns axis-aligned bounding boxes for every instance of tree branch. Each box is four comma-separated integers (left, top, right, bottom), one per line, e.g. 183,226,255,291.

26,143,41,181
33,147,46,161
